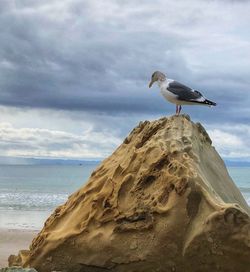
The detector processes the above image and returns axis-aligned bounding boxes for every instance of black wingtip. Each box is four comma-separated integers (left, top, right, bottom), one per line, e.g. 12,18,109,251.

204,99,216,106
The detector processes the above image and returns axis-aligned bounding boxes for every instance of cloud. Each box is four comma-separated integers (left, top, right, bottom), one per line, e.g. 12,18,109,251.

0,121,121,159
0,0,249,160
208,125,250,160
0,106,250,161
0,0,249,120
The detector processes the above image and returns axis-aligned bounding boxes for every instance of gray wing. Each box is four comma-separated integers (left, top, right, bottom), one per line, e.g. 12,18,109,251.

167,81,203,101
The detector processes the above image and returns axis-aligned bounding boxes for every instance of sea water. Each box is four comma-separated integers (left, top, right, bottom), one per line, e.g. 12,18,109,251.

0,164,98,229
0,164,249,230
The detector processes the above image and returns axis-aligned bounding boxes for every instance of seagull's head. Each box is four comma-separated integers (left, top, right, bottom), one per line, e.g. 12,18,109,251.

149,71,166,88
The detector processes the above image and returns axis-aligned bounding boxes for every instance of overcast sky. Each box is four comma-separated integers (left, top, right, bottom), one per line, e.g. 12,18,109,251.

0,0,250,161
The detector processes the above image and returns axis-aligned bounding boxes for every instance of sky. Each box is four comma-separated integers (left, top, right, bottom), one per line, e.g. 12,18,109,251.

0,0,250,161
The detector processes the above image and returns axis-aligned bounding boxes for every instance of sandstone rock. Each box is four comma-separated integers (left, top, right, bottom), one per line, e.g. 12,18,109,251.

10,115,250,272
8,250,30,268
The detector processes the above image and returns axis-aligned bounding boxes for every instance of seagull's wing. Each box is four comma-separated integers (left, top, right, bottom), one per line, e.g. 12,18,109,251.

167,81,203,102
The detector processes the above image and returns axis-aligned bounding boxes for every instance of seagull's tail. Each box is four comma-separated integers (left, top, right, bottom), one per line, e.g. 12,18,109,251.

204,99,216,106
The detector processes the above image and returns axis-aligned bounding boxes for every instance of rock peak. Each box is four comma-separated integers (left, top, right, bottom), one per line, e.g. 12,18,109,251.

10,115,250,272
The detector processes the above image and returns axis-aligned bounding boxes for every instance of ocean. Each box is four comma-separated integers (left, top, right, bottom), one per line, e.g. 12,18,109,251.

0,164,97,230
0,164,249,230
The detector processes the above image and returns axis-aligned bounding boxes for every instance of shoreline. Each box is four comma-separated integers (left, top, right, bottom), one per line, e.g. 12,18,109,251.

0,228,39,268
0,209,51,230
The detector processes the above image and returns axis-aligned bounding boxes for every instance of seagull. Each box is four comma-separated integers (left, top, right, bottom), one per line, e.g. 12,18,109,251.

149,71,216,115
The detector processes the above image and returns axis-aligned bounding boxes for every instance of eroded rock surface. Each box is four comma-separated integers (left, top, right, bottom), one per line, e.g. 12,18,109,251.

10,115,250,272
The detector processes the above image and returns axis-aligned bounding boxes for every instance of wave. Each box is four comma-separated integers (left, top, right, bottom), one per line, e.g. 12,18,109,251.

0,192,68,211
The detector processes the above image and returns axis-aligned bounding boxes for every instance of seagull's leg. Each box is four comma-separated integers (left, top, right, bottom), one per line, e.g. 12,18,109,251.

176,105,181,115
176,105,182,115
179,105,182,114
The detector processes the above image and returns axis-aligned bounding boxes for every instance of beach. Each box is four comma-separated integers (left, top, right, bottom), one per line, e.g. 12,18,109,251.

0,228,38,267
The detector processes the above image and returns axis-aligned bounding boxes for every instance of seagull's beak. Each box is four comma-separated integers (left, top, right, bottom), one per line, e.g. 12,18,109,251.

149,80,153,88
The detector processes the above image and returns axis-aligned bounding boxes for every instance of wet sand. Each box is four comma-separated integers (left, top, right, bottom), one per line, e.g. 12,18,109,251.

0,228,38,268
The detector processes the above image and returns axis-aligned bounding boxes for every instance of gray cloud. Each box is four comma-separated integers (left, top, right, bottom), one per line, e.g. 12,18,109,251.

0,0,250,159
0,1,248,114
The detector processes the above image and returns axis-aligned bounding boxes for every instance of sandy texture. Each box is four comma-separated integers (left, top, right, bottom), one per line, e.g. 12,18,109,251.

10,115,250,272
0,229,38,268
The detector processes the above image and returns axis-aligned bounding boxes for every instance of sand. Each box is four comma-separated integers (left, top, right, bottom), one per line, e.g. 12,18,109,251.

9,115,250,272
0,228,38,268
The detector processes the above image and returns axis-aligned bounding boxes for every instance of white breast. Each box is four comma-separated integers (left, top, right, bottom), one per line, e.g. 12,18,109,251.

159,79,179,105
